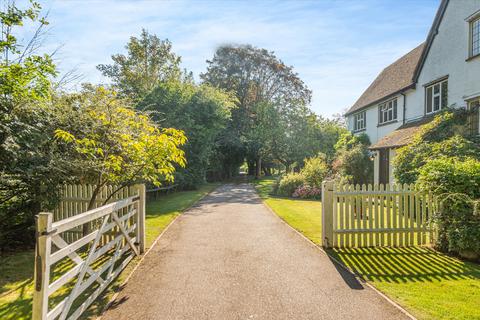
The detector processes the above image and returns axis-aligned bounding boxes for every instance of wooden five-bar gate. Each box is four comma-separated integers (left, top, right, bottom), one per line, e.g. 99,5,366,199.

32,184,146,320
322,181,438,248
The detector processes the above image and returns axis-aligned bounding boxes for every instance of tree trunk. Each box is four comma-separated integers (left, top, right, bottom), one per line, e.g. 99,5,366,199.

255,157,261,180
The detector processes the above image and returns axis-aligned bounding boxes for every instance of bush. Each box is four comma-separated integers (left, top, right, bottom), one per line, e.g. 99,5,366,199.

394,135,480,184
333,144,373,185
277,173,306,197
301,154,328,188
292,185,321,199
418,157,480,258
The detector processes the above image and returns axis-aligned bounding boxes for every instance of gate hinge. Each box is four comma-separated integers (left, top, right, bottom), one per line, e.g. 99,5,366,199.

39,229,57,236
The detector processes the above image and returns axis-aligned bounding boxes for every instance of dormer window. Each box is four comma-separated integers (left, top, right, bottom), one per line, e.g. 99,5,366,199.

378,98,397,125
353,111,366,132
426,79,448,114
470,16,480,58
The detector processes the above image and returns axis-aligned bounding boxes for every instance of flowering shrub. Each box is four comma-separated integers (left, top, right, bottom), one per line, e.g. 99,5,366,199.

292,184,322,199
277,173,305,197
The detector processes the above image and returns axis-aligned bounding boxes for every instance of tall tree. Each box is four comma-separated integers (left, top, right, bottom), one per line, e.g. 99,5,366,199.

201,44,312,177
97,29,187,102
0,0,62,249
138,80,235,188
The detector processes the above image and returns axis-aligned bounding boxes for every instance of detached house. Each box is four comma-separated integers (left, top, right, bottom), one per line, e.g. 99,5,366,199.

345,0,480,184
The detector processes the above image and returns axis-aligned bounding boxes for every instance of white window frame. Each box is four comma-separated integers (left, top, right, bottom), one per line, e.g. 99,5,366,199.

425,79,448,115
353,111,366,132
378,98,398,125
470,16,480,58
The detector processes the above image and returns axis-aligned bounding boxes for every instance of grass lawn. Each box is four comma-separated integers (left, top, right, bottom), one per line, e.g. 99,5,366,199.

254,176,322,245
0,183,219,320
253,176,480,320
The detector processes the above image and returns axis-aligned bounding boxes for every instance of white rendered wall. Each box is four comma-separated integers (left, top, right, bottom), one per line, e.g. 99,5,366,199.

406,1,480,120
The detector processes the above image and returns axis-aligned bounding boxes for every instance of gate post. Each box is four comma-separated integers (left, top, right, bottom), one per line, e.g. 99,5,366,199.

322,181,334,248
135,184,146,254
33,212,53,320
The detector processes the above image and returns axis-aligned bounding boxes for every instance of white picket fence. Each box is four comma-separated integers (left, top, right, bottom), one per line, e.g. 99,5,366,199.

322,181,438,248
32,184,146,320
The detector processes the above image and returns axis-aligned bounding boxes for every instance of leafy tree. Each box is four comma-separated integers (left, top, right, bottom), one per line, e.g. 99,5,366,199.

97,29,187,102
201,44,312,177
0,0,61,250
138,80,235,188
55,85,187,209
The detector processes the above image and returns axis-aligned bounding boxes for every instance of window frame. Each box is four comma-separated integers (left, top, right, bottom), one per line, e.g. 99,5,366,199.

353,111,366,132
378,98,398,125
425,79,448,115
470,16,480,58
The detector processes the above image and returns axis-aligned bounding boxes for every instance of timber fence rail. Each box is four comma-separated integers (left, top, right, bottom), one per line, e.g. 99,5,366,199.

32,184,146,320
53,185,137,244
322,181,438,248
146,184,178,201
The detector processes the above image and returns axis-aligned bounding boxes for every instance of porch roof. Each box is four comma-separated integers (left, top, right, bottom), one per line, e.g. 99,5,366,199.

369,117,433,150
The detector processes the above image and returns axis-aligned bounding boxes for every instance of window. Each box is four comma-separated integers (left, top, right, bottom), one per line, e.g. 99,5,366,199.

471,17,480,57
468,98,480,135
354,111,366,131
426,79,448,114
378,98,398,124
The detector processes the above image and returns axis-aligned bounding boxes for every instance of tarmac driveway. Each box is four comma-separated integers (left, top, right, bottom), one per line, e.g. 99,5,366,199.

100,184,409,320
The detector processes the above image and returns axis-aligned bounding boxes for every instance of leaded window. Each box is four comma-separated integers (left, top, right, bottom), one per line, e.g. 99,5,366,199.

378,98,398,124
354,111,366,131
471,17,480,57
426,79,448,114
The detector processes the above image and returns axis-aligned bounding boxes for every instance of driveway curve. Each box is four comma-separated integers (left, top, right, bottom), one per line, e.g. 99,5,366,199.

101,184,408,320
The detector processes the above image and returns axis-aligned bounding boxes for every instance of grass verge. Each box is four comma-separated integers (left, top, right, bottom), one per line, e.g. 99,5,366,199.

0,183,219,320
253,176,480,320
254,176,322,245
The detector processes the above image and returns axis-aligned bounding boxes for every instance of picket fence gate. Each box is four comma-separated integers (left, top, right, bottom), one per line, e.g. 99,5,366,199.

32,184,146,320
322,181,438,248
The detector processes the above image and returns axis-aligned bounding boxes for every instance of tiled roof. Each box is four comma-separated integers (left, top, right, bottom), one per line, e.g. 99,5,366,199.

369,117,433,150
345,43,425,116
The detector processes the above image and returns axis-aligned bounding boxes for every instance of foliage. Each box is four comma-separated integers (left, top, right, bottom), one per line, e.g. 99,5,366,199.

417,157,480,257
0,1,62,250
332,132,373,185
201,44,317,177
292,185,321,199
394,112,480,184
386,110,480,258
301,154,329,188
55,85,187,208
97,29,188,102
276,173,306,197
138,80,235,188
275,154,329,198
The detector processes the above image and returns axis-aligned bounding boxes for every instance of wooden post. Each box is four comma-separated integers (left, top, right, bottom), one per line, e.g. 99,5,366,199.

135,184,146,254
322,180,334,248
33,212,53,320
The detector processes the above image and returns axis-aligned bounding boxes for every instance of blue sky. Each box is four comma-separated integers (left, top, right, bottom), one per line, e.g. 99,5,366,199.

24,0,439,117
